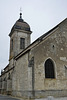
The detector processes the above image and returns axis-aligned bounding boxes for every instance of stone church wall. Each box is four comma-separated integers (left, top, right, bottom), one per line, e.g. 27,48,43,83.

0,67,13,94
12,53,30,97
29,20,67,98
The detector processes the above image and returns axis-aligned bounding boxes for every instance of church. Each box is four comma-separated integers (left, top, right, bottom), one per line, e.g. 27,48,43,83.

0,13,67,99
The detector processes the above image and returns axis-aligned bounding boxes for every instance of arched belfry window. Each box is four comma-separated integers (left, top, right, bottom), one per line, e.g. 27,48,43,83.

45,59,55,78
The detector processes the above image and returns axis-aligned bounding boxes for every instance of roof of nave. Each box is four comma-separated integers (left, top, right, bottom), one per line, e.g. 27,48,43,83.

14,18,67,60
0,66,14,77
4,64,9,70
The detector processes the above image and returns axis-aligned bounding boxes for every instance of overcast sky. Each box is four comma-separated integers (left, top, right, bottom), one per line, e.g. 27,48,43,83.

0,0,67,73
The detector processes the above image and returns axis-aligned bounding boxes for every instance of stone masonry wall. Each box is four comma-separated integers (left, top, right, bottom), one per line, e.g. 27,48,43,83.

12,53,29,97
9,30,30,59
29,19,67,97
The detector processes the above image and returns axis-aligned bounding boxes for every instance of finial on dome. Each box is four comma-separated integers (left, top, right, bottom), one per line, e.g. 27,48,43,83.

20,7,22,19
20,13,22,19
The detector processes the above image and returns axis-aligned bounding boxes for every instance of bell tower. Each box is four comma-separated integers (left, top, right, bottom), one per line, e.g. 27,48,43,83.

9,13,32,60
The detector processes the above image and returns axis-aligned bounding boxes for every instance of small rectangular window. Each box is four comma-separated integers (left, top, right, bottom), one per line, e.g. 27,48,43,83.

20,38,25,49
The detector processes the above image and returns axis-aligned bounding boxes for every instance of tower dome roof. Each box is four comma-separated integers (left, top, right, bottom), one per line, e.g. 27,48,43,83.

9,13,32,36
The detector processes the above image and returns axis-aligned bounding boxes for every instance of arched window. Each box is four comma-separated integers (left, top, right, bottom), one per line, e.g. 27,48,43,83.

45,59,55,78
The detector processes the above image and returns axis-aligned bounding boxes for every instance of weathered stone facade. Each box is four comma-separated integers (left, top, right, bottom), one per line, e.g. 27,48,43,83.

0,64,13,94
0,14,67,99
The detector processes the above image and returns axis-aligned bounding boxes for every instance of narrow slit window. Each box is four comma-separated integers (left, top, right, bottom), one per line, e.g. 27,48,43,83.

11,39,13,50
